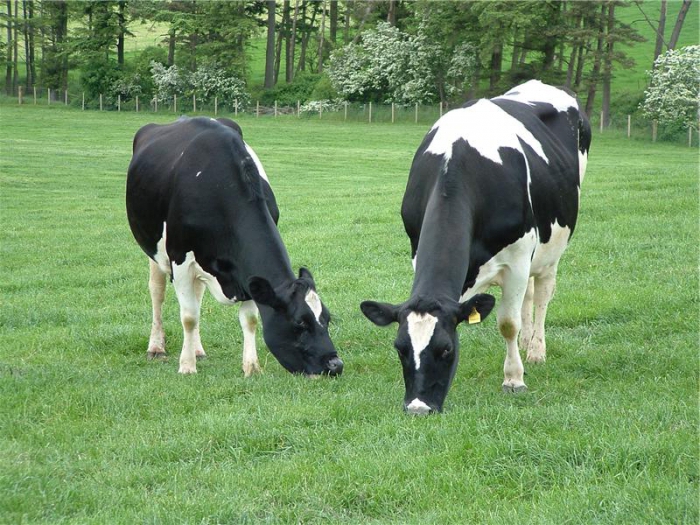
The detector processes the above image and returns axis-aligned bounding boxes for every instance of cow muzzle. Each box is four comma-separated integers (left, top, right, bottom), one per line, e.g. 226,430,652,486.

325,356,344,377
404,398,437,416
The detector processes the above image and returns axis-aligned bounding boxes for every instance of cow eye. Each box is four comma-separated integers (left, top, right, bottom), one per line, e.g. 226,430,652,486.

440,347,453,359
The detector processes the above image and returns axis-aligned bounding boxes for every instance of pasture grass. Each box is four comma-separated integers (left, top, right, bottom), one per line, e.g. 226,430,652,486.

0,104,698,524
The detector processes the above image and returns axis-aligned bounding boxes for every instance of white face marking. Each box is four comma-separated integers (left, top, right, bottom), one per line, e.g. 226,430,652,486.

196,171,202,177
407,311,438,371
244,142,269,182
406,398,432,415
495,80,577,114
426,100,548,165
305,289,323,324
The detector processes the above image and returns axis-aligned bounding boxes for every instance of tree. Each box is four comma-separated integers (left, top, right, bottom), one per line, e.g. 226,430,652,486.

264,0,275,88
641,45,700,131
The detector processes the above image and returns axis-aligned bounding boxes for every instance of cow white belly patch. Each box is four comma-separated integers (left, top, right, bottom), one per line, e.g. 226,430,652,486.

461,229,538,300
152,225,237,305
172,252,238,305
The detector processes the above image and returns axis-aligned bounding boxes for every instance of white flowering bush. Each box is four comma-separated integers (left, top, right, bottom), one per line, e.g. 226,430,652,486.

299,99,343,113
188,64,250,108
641,45,700,130
150,61,186,104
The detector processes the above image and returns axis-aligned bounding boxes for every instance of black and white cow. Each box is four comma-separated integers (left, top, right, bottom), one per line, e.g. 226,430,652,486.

126,116,343,377
361,80,591,414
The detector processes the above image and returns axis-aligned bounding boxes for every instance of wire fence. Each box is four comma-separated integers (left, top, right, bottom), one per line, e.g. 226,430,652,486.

14,86,699,147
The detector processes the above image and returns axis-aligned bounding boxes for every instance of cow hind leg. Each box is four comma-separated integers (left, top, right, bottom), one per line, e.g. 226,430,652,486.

239,300,261,377
499,267,530,393
519,276,535,353
147,259,167,359
526,266,558,364
172,260,206,374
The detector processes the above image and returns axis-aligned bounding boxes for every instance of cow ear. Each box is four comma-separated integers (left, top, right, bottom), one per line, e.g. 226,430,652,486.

298,267,315,286
360,301,400,327
248,276,283,310
456,294,495,325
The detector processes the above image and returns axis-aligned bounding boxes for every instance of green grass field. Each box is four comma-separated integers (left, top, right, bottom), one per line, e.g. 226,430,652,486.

1,104,698,524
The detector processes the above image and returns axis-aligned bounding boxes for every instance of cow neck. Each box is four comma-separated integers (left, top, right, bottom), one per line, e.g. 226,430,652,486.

410,191,473,302
239,215,296,291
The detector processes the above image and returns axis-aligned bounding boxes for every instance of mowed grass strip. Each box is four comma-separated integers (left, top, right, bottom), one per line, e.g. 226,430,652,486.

0,104,697,524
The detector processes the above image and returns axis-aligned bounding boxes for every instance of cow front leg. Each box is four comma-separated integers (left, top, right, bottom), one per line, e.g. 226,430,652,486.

519,276,535,353
239,300,261,377
499,268,529,393
147,259,167,359
172,260,206,374
526,267,557,364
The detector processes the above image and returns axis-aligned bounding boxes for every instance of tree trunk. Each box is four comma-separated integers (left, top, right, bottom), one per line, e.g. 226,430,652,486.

574,41,586,90
167,30,175,66
344,0,351,43
26,0,35,88
351,2,373,44
12,0,18,94
288,0,299,82
5,0,13,96
602,2,615,128
489,43,503,94
117,1,126,66
329,0,337,43
298,2,318,72
317,0,326,73
387,0,396,26
585,3,606,116
654,0,667,62
264,1,276,88
668,0,691,50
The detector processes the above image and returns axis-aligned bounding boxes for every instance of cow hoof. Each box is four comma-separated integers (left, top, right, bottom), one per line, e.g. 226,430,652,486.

502,383,527,394
243,362,261,377
147,350,167,360
526,353,546,364
178,365,197,374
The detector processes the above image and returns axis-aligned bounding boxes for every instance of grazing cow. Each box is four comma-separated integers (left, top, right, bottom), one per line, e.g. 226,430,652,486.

361,80,591,414
126,117,343,377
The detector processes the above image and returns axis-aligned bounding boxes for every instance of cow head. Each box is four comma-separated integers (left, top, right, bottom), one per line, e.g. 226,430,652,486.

360,294,495,414
249,268,343,377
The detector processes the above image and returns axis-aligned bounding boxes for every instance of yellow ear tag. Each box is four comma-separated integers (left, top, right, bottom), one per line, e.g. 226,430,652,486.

468,307,481,325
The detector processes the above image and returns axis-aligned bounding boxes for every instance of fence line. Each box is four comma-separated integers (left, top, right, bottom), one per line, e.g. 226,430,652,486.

10,89,698,146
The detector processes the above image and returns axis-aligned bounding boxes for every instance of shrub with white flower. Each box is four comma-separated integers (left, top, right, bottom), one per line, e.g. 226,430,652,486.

150,61,186,105
641,45,700,131
188,64,250,109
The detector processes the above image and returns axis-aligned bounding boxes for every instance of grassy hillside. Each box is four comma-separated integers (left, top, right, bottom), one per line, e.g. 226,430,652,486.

1,104,697,523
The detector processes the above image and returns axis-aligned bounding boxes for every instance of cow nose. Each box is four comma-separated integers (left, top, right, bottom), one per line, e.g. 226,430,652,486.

326,356,344,376
405,399,434,416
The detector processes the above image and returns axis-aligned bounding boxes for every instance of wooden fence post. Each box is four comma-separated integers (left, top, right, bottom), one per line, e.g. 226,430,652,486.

256,101,260,117
391,103,395,123
275,100,278,117
193,94,196,112
100,94,103,111
627,115,631,138
652,120,658,142
689,127,693,147
369,102,372,123
214,96,218,116
33,86,37,104
136,96,139,112
415,103,418,124
18,86,22,104
234,98,238,117
118,95,121,112
297,100,301,117
344,101,348,121
439,101,442,118
174,94,177,113
47,88,50,105
82,92,85,110
154,98,158,112
64,90,68,105
599,111,604,133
